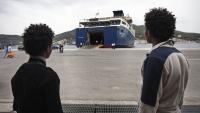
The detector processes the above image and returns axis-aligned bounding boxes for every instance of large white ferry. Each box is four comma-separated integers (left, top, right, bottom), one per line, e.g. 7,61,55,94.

76,10,135,48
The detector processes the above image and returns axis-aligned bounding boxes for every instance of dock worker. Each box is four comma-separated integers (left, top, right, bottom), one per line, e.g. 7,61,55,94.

3,45,8,58
111,43,115,49
59,43,64,53
80,42,83,47
11,24,63,113
139,8,189,113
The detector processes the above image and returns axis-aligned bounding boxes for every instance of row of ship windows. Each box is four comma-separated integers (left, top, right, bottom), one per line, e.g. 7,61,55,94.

81,20,129,27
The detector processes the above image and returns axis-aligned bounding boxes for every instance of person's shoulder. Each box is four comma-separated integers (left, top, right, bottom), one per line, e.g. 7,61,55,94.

15,63,28,73
12,63,27,81
149,47,180,61
22,62,46,72
38,67,60,87
46,67,59,79
46,67,57,74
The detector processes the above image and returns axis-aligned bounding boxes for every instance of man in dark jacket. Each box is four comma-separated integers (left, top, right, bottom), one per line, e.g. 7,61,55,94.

11,24,63,113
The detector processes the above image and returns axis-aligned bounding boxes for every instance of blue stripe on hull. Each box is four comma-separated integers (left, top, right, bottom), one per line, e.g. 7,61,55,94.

76,26,135,47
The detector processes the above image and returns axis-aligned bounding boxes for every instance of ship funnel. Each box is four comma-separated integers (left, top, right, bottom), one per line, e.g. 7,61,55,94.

113,10,124,17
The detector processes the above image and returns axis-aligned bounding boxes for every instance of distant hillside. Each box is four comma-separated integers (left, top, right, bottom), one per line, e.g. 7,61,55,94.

53,30,76,44
132,24,145,39
52,25,200,43
1,25,200,48
132,24,200,42
0,30,76,48
0,34,22,48
175,31,200,42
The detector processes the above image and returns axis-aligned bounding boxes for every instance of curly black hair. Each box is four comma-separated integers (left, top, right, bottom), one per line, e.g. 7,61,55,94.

23,24,54,56
144,7,176,42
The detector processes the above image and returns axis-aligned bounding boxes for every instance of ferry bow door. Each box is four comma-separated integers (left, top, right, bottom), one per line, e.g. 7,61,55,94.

88,32,104,46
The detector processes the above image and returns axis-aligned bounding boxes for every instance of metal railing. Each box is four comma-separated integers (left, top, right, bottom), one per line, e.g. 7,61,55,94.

62,104,200,113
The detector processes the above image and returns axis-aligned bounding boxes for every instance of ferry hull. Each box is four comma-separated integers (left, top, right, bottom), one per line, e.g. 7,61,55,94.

76,26,135,48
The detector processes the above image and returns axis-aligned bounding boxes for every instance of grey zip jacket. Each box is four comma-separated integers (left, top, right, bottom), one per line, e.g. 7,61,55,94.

139,40,189,113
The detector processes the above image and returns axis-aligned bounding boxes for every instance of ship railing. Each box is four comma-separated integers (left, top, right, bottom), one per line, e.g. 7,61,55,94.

81,16,130,22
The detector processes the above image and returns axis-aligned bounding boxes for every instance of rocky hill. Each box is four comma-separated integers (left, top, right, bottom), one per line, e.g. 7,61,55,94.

1,24,200,48
53,25,200,43
132,24,200,42
0,30,76,48
0,34,22,48
53,30,76,44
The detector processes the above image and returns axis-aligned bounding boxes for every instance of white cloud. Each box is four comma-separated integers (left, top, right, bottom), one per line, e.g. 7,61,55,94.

0,0,200,34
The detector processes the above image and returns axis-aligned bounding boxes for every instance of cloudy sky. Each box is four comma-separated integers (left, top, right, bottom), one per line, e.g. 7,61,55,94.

0,0,199,35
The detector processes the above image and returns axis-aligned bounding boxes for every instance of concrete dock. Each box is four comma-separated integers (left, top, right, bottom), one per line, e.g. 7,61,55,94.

0,48,200,112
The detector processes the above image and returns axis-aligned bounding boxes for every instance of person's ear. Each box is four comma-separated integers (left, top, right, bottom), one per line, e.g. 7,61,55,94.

145,30,152,43
45,45,52,58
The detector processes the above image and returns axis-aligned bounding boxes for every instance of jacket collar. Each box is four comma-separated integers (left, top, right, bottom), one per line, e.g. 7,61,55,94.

147,39,175,56
28,56,46,66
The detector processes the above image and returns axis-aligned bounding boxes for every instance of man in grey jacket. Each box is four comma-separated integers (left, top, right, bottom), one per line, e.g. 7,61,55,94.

139,8,189,113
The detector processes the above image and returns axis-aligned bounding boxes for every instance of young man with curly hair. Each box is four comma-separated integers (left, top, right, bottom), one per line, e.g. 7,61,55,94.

11,24,63,113
139,8,189,113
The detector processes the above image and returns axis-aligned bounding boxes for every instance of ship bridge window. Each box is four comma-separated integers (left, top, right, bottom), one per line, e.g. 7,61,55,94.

110,20,121,25
99,21,110,26
122,21,126,25
83,21,111,27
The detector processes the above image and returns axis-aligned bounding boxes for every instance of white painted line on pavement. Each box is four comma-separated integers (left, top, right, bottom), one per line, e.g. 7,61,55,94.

61,100,138,105
64,49,79,51
188,59,200,61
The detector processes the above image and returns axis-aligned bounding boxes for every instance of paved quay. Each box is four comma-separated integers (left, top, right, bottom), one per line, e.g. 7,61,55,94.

0,48,200,112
